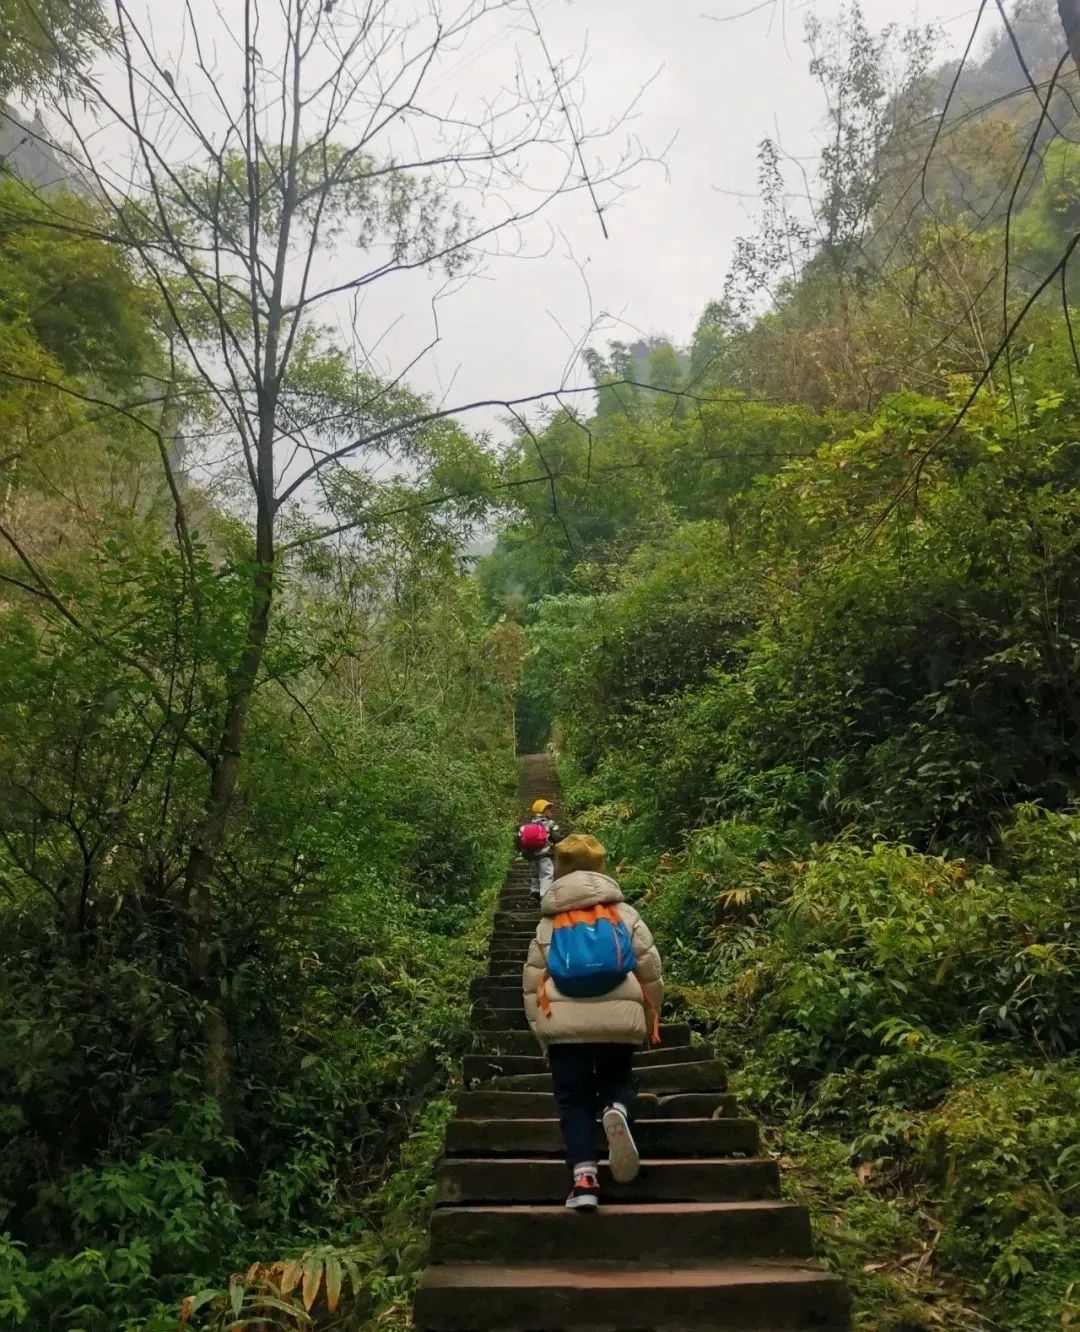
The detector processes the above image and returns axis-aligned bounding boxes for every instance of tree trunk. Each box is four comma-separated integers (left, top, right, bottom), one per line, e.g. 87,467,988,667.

178,501,275,1134
178,16,294,1125
1060,0,1080,80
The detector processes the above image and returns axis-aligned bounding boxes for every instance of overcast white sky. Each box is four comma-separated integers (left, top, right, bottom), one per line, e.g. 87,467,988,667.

78,0,996,439
359,0,984,426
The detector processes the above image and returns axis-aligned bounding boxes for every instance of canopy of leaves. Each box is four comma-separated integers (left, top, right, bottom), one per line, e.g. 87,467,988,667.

0,154,514,1332
0,0,110,99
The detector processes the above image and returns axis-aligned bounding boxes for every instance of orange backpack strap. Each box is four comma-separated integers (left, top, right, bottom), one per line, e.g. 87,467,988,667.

633,966,661,1046
553,905,618,928
538,970,552,1018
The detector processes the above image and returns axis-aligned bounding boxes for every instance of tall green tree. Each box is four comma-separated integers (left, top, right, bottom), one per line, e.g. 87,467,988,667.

3,0,642,1123
0,0,109,99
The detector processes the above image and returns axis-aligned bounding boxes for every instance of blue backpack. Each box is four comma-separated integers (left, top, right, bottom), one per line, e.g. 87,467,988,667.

547,904,634,998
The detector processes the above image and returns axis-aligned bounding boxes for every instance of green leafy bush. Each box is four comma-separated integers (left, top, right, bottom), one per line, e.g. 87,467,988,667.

0,536,514,1330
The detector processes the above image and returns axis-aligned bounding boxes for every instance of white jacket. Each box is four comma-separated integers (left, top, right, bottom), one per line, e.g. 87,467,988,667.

522,870,663,1048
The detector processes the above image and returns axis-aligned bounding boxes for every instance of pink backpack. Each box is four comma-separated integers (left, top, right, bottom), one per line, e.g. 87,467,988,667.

518,820,550,852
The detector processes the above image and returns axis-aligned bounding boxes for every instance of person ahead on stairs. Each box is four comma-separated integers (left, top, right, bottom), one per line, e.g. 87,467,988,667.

515,798,564,902
522,834,664,1211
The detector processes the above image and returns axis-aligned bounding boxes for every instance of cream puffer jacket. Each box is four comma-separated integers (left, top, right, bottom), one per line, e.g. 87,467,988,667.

522,870,663,1048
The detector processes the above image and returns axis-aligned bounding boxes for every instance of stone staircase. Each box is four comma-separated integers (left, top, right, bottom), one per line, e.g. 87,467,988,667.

413,755,852,1331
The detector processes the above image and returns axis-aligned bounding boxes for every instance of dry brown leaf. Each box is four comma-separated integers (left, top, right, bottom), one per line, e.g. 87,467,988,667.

302,1256,323,1312
325,1255,343,1313
279,1260,302,1297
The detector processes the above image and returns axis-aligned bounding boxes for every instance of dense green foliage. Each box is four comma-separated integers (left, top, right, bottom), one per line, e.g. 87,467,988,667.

0,0,109,99
0,166,517,1329
481,6,1080,1327
4,1,1080,1329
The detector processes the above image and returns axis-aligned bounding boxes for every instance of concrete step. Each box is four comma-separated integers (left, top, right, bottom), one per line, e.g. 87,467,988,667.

429,1201,813,1265
413,767,851,1332
472,1005,697,1041
465,1044,715,1083
444,1117,760,1158
493,912,542,930
470,981,523,1004
472,999,525,1017
471,1007,532,1030
454,1090,739,1120
489,1058,729,1095
475,1025,692,1055
436,1156,780,1205
414,1261,852,1331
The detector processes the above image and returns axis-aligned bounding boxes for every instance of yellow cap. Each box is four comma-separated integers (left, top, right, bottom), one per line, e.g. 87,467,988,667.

531,798,554,815
554,833,606,877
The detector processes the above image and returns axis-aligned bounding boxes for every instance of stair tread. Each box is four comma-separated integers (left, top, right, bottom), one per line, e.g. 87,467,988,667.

473,1023,693,1049
469,1044,713,1062
436,1156,781,1205
414,761,850,1330
440,1156,774,1165
453,1090,739,1119
439,1200,797,1216
421,1260,844,1286
489,1056,728,1091
452,1117,753,1127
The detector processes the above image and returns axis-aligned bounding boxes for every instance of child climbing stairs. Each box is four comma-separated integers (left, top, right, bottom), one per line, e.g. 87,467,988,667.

413,754,852,1330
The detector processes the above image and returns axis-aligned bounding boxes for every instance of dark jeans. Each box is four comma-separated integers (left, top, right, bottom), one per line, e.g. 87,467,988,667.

548,1042,636,1170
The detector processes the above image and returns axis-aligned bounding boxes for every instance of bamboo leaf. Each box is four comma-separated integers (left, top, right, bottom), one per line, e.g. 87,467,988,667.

301,1256,323,1312
279,1261,302,1297
341,1256,364,1299
250,1295,314,1321
180,1288,222,1326
324,1255,343,1313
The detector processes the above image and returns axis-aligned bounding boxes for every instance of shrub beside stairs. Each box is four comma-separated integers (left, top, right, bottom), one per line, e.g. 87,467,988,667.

413,755,852,1330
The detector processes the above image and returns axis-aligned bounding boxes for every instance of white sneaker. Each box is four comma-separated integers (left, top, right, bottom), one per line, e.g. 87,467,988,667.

602,1104,640,1183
